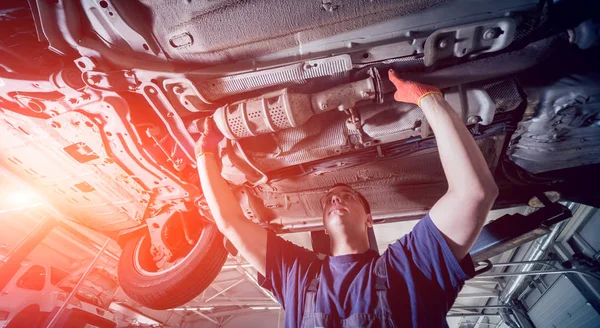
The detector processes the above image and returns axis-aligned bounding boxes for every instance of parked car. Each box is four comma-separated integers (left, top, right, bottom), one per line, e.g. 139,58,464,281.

0,262,117,328
0,0,598,309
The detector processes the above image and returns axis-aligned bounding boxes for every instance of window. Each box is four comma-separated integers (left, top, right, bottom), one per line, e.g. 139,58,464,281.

50,267,70,286
17,265,46,290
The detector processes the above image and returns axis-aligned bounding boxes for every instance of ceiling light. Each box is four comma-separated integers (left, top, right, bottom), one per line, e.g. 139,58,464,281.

172,307,213,311
6,190,40,205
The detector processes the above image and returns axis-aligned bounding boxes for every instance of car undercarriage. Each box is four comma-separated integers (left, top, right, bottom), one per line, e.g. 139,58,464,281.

1,0,599,309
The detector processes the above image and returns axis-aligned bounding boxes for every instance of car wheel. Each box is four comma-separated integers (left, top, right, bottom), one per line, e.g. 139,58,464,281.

118,220,227,309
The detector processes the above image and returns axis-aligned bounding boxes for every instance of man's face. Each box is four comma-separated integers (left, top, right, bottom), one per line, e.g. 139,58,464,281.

321,186,372,235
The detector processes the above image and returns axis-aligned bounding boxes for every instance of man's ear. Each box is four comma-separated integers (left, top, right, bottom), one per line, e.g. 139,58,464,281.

366,214,373,228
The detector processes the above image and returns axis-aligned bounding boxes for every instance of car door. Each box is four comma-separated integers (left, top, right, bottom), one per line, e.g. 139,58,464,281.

0,264,48,324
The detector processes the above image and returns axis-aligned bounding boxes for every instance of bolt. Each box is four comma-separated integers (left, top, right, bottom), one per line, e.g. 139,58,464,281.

321,103,328,110
483,28,498,40
468,116,482,124
166,112,174,118
438,39,448,49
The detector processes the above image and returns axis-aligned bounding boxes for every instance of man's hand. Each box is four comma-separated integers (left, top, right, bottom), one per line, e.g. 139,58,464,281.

195,116,268,276
388,70,442,107
388,70,498,261
195,117,224,157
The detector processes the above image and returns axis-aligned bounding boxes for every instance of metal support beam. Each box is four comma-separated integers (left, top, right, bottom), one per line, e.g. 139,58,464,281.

220,315,235,327
451,305,513,311
203,307,278,319
185,301,279,307
0,217,57,291
457,291,500,299
477,268,600,281
236,262,279,305
447,313,501,318
205,279,245,303
193,310,220,325
58,218,120,262
47,238,111,328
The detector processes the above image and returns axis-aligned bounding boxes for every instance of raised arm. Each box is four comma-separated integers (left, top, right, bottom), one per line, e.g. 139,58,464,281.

389,70,499,261
196,119,268,276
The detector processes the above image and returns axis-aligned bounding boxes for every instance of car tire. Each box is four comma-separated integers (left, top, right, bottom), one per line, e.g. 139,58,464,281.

118,221,227,310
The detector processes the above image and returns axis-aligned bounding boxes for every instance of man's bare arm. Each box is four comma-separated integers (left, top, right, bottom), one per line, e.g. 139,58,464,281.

197,154,268,277
388,70,498,261
420,94,499,261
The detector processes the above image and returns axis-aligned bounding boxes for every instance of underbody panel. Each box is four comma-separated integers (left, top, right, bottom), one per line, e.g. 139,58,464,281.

1,0,598,236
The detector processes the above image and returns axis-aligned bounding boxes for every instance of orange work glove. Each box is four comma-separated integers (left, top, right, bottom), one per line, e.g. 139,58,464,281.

388,69,442,107
195,116,224,158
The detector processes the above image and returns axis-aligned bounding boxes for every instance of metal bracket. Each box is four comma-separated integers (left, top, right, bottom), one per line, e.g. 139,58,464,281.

423,18,516,67
82,0,166,58
145,211,174,269
344,108,377,148
220,141,268,186
139,82,196,163
82,70,140,92
163,78,215,113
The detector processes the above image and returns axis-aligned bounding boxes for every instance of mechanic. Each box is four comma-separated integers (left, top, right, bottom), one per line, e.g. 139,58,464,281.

195,70,499,328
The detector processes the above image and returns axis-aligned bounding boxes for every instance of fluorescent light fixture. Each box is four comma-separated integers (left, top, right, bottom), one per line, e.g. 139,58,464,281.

221,263,253,269
267,307,281,310
172,307,213,311
250,307,266,310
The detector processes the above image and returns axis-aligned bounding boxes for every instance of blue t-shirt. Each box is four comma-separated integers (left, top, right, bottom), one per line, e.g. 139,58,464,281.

258,214,475,328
